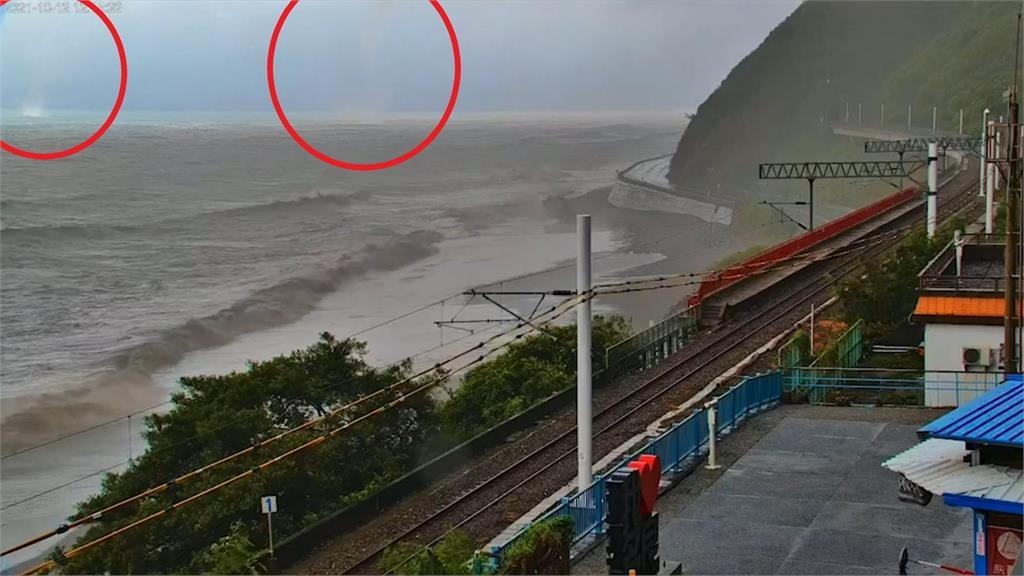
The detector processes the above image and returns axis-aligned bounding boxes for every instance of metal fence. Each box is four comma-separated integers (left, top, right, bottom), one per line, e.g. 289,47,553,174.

795,320,864,403
777,333,806,371
487,372,783,572
783,369,1003,407
602,312,697,378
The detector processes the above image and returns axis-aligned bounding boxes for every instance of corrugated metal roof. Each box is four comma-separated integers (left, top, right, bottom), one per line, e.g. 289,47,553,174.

919,377,1023,447
883,439,1024,503
913,296,1005,318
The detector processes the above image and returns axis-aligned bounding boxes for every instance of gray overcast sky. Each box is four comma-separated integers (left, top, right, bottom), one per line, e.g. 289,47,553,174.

0,0,800,115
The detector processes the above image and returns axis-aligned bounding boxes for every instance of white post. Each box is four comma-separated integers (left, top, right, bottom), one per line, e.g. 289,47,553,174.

576,214,592,490
881,103,885,127
809,303,816,356
932,107,937,133
858,103,862,125
996,117,1003,190
955,230,964,276
845,101,849,123
908,104,912,128
705,400,721,470
981,109,990,197
267,512,274,556
987,120,995,233
927,142,938,238
959,108,964,135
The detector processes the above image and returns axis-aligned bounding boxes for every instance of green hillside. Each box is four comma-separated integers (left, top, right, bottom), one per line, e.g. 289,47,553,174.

668,1,1021,197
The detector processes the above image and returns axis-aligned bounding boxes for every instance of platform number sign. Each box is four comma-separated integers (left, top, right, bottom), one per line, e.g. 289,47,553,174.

261,496,277,555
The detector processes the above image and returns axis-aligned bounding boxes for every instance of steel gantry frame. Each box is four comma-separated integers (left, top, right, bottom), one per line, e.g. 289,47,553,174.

863,136,983,154
758,161,918,230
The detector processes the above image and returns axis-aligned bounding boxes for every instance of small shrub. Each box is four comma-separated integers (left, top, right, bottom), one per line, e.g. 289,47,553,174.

499,516,574,575
380,531,475,575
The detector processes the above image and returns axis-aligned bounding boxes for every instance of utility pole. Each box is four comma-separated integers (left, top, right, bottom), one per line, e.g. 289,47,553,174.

1004,10,1021,376
959,108,964,135
1007,98,1020,375
988,120,996,234
908,104,912,128
576,214,593,488
927,142,938,238
932,107,938,133
981,108,991,199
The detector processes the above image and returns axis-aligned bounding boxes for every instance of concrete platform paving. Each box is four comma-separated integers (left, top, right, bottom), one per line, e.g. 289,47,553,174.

574,405,973,575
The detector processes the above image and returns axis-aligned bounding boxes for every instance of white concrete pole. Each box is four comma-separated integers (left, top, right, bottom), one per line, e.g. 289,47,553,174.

705,400,721,470
927,142,938,238
881,103,885,127
908,104,912,128
959,109,964,135
987,163,996,233
809,303,816,356
845,101,849,123
981,109,990,197
932,107,937,133
858,103,862,125
576,214,592,490
996,117,1003,190
955,230,964,276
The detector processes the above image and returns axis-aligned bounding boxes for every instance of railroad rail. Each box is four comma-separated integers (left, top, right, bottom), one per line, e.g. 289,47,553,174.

293,167,980,575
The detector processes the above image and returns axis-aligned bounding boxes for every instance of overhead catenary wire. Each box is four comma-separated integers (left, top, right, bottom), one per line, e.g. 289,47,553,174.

3,221,914,556
0,211,903,463
0,320,514,515
7,295,584,564
7,209,938,564
19,295,588,575
1,287,482,464
2,225,699,462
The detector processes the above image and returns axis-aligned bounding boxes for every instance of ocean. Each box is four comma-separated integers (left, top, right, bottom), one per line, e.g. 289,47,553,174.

0,113,721,567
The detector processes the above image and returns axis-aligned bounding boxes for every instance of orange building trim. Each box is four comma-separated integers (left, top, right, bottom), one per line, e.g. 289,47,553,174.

913,296,1009,319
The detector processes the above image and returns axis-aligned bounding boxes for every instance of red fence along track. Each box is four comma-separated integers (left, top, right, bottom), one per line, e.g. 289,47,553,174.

689,186,920,306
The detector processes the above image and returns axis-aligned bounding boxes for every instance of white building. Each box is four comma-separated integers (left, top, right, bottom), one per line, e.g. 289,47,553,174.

912,234,1014,406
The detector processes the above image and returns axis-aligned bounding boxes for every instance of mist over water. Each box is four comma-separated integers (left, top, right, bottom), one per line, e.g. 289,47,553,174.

0,115,685,455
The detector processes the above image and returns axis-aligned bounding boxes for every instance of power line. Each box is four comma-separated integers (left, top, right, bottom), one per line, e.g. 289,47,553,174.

19,298,585,573
5,296,582,562
2,290,470,463
3,224,714,461
1,322,512,515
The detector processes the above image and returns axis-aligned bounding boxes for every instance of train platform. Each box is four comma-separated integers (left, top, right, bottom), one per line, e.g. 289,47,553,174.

572,405,974,575
697,192,924,325
696,160,976,326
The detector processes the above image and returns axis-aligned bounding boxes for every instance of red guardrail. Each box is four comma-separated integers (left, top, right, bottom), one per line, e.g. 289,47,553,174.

689,186,920,306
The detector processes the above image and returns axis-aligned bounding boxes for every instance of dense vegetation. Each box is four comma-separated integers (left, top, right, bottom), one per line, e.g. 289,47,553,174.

669,1,1020,197
441,315,631,438
380,531,477,575
52,318,630,574
835,217,965,339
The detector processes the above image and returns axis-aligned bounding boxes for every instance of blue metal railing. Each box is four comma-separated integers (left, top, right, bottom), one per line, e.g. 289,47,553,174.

487,372,783,572
783,370,1003,407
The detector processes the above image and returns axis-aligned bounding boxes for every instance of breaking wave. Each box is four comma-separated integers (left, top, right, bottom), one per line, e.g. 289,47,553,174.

0,191,366,242
0,229,443,455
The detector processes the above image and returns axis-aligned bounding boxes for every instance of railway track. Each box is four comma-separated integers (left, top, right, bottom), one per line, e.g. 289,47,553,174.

296,169,980,575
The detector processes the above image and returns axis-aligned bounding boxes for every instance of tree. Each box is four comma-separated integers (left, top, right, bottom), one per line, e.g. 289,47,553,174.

836,220,964,339
60,333,436,574
439,316,631,439
198,522,265,575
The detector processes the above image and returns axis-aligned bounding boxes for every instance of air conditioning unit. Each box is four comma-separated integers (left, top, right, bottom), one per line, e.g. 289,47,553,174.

963,347,993,367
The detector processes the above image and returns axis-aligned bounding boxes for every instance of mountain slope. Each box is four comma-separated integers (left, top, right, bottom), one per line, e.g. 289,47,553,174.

668,0,1020,196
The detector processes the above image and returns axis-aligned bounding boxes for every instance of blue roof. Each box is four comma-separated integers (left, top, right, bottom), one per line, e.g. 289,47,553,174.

919,376,1023,447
